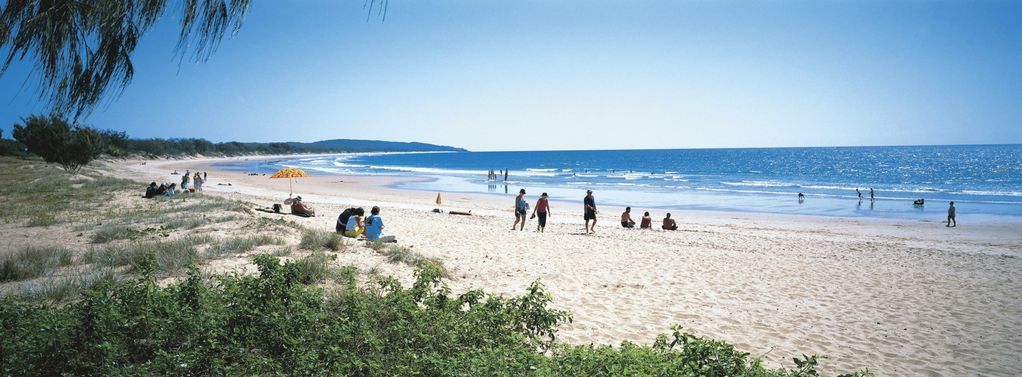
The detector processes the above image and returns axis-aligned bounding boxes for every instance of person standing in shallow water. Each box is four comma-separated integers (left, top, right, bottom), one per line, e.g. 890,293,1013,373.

870,187,875,202
583,190,597,234
947,201,957,227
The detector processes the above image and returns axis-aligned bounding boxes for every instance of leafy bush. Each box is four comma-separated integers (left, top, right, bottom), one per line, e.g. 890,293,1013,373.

0,255,869,376
11,114,105,173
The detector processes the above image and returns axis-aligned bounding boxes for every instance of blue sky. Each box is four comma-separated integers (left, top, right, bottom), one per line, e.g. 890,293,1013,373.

1,0,1020,151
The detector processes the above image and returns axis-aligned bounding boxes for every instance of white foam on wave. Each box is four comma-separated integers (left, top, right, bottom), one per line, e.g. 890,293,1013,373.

720,180,799,188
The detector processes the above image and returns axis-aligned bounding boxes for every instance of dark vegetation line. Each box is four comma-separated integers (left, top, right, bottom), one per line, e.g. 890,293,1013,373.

0,114,463,173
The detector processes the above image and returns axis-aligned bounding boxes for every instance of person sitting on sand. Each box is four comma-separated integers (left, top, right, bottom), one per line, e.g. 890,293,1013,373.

336,207,358,233
640,211,653,229
531,192,551,232
344,207,366,238
662,213,678,230
621,207,636,228
290,196,316,217
364,206,397,242
144,182,158,198
163,183,177,197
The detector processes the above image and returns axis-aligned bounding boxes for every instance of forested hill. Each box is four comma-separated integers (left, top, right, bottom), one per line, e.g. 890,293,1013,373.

290,139,466,153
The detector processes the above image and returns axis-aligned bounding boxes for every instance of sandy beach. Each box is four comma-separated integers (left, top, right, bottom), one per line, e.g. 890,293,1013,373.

115,155,1022,376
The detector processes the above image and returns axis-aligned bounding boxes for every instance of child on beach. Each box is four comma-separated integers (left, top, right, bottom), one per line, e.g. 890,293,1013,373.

512,189,528,231
365,206,397,242
531,193,551,232
621,207,636,228
640,211,652,229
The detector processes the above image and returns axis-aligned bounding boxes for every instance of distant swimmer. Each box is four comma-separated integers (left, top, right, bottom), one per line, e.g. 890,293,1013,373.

947,201,956,227
870,187,875,202
856,188,862,201
798,192,805,202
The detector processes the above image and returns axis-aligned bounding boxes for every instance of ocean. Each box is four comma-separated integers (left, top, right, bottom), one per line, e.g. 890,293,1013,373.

217,145,1022,221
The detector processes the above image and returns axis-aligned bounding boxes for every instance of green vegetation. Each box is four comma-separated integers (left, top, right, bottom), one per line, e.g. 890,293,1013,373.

11,114,105,173
0,256,869,376
1,246,74,282
299,229,345,252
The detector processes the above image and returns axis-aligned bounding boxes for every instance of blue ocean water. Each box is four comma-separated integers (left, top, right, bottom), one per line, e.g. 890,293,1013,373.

218,145,1022,220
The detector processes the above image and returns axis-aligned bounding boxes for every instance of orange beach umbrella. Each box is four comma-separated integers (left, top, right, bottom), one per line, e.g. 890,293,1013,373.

270,167,309,197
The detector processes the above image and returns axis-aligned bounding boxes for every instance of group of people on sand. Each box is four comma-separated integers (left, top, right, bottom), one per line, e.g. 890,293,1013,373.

620,207,678,231
336,206,397,242
144,170,211,198
177,170,207,192
511,189,553,232
144,182,178,198
513,189,676,234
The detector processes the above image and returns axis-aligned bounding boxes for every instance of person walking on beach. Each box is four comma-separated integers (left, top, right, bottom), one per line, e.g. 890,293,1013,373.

532,192,551,232
512,189,528,231
621,207,636,228
584,190,597,234
947,201,957,227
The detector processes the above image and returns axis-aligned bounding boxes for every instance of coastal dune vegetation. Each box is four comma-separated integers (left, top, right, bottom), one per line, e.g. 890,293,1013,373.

0,156,870,375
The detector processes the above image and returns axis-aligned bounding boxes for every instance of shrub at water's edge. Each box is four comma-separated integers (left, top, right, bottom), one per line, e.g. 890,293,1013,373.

0,255,870,376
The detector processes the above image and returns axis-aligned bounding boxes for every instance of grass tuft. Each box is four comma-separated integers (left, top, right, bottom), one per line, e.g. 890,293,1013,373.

90,226,141,243
299,230,345,252
1,246,75,282
206,235,283,258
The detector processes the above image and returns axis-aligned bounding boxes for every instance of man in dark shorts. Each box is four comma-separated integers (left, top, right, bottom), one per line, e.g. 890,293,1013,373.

583,190,597,234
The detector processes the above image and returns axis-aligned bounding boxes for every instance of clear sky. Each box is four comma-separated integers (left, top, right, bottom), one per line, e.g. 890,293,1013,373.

1,0,1020,151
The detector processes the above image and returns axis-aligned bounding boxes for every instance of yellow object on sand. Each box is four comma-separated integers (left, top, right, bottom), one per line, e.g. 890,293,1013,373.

270,167,310,197
436,193,443,206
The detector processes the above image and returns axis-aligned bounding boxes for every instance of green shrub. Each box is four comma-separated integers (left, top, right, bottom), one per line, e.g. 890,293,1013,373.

12,114,105,173
0,255,868,376
292,252,337,284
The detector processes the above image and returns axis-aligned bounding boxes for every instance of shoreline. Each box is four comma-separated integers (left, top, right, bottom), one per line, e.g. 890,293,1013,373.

108,155,1022,375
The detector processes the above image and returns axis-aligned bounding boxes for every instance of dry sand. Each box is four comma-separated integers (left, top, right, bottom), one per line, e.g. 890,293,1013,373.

116,155,1022,376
